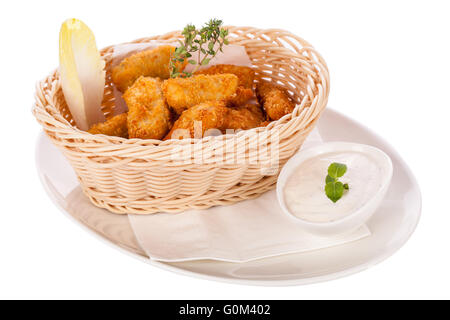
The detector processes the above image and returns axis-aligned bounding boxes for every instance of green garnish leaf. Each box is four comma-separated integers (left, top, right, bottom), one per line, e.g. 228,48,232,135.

325,175,336,184
325,163,349,203
328,162,347,179
169,19,229,78
325,181,344,203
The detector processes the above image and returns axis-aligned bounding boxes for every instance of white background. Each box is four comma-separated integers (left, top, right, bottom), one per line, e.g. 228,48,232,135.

1,0,449,299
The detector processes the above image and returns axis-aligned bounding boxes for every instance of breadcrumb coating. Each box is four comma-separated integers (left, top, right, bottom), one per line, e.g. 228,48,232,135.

225,103,265,131
255,82,295,121
88,113,128,138
123,76,171,140
112,46,186,92
164,101,229,140
195,64,255,89
196,65,255,106
164,101,265,140
228,87,255,107
162,74,239,114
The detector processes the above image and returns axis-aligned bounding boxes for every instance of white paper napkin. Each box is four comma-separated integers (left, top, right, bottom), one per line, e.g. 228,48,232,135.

128,129,371,263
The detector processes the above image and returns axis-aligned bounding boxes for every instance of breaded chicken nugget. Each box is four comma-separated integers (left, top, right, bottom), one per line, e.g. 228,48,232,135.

229,87,255,107
195,64,255,89
123,76,171,140
196,65,255,107
225,103,265,131
88,113,129,138
164,101,229,140
112,46,187,92
255,82,295,121
162,74,239,115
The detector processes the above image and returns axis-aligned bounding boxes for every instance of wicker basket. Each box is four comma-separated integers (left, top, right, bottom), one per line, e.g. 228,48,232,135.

32,27,330,214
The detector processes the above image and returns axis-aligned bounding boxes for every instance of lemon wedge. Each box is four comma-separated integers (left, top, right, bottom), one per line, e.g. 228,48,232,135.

59,18,105,131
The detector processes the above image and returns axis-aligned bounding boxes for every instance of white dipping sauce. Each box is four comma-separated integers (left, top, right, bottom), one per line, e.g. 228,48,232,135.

283,151,384,223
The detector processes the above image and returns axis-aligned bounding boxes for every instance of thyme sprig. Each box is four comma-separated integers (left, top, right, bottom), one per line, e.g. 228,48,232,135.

170,19,229,78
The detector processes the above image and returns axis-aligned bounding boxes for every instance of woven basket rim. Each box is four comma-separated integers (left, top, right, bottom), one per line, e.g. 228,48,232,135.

33,26,329,152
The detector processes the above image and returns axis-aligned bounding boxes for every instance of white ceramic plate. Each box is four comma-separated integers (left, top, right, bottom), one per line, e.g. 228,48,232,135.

35,108,421,286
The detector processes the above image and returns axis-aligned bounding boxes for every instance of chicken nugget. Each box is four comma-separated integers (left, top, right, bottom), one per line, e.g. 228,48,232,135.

162,74,239,115
228,87,255,107
88,113,128,138
225,103,265,131
196,65,255,107
195,64,255,89
123,76,171,140
164,101,229,140
255,82,295,121
112,45,186,92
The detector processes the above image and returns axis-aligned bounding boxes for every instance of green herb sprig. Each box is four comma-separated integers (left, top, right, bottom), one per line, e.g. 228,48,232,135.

325,162,349,203
169,19,229,78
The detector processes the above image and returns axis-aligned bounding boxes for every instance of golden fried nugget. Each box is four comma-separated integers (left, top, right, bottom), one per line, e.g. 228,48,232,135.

162,74,239,115
88,113,128,138
112,46,187,92
196,65,256,107
123,76,171,140
225,103,265,131
255,82,295,121
228,87,255,107
164,101,229,140
195,64,255,89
